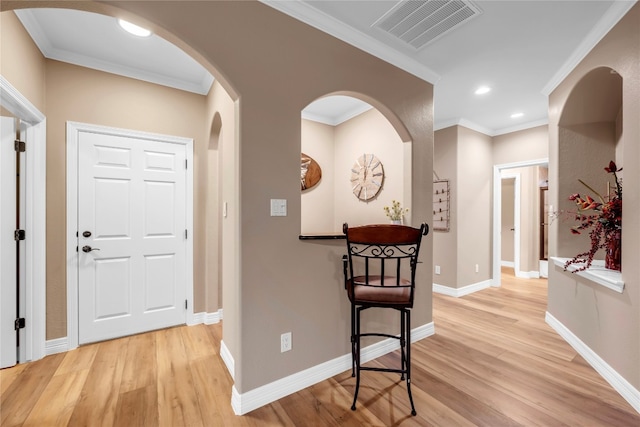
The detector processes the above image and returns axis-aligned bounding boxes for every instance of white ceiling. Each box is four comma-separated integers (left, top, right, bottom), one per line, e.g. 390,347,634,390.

13,1,635,135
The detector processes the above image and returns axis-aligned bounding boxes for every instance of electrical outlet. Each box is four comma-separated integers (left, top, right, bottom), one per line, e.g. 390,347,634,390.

475,264,479,273
435,265,441,275
281,332,292,352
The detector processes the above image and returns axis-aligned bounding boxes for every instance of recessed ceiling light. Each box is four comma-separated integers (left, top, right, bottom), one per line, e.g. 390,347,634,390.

474,86,491,95
510,112,524,118
118,19,151,37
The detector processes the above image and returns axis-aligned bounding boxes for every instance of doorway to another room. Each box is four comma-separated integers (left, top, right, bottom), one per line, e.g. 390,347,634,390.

493,159,549,287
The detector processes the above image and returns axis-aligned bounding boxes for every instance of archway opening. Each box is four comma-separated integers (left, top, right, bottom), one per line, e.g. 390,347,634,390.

556,67,623,261
300,94,412,234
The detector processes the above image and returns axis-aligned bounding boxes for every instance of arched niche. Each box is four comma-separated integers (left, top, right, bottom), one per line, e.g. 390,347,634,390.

300,94,412,234
556,67,623,258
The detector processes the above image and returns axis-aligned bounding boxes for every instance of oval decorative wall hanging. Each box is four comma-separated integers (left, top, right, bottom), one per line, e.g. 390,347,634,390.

301,153,322,190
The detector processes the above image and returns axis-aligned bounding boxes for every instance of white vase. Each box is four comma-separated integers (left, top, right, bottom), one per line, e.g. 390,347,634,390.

391,219,402,225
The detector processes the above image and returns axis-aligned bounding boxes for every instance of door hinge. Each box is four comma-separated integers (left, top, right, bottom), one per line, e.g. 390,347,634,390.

14,140,26,152
185,159,188,169
185,229,188,239
185,300,188,309
14,318,26,330
14,229,26,241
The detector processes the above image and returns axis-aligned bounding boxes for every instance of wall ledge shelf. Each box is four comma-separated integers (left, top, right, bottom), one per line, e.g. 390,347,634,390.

299,233,345,240
551,257,624,293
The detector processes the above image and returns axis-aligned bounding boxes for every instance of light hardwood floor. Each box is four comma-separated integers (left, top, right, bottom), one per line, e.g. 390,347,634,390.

2,269,639,426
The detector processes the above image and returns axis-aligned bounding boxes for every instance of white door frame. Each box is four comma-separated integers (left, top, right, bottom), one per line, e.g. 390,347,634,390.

492,158,548,287
0,76,47,363
66,121,194,350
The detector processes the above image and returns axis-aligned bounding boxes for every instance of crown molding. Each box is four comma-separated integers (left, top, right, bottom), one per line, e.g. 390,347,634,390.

434,118,494,136
14,9,214,95
302,103,373,126
260,0,440,84
493,118,549,136
435,117,549,137
541,1,636,95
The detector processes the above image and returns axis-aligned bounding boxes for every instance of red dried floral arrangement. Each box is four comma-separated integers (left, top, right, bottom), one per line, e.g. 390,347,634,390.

564,161,622,272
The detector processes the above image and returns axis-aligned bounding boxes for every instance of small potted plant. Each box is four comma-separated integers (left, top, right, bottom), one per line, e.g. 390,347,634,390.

384,200,408,225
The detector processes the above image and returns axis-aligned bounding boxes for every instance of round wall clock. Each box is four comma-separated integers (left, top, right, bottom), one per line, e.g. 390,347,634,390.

350,153,384,201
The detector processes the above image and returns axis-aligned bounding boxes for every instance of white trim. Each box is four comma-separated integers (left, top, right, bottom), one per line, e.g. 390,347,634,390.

260,1,440,84
230,322,434,415
492,159,548,287
493,118,549,137
189,309,223,326
301,104,373,126
545,312,640,414
515,270,541,279
45,337,69,356
501,261,515,268
220,340,235,380
434,117,548,137
66,121,194,350
434,118,494,136
0,76,47,364
550,257,624,294
0,76,45,124
433,280,492,298
541,1,636,96
539,260,548,279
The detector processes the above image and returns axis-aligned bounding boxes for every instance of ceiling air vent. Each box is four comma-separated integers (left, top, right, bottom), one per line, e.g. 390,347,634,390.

373,0,482,50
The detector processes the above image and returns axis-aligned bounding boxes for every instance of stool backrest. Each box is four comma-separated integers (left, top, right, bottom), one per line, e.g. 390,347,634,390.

343,223,428,304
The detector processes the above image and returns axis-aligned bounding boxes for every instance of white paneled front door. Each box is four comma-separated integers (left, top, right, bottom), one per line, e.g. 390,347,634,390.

77,129,188,344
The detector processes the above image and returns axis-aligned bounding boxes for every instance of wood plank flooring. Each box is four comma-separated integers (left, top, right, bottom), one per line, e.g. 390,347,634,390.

2,269,639,426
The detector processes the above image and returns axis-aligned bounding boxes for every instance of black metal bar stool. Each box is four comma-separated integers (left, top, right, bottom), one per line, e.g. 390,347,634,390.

342,222,428,416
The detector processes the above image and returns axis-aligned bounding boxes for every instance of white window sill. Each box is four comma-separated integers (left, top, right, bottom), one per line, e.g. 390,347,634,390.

551,257,624,293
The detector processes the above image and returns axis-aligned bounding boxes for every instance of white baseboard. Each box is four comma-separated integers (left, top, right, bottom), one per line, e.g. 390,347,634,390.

545,311,640,414
501,261,515,268
189,309,223,326
516,270,540,279
230,322,434,415
220,340,235,380
45,337,69,355
539,260,548,278
433,280,491,297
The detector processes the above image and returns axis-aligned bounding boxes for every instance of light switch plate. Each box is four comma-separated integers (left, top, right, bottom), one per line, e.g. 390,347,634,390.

270,199,287,216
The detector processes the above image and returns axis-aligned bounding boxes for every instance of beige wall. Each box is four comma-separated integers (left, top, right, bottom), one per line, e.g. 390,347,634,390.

205,80,238,366
300,119,335,234
501,178,515,263
433,126,457,287
0,11,46,113
2,1,434,396
493,125,548,165
548,3,639,390
457,126,492,286
433,125,492,288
